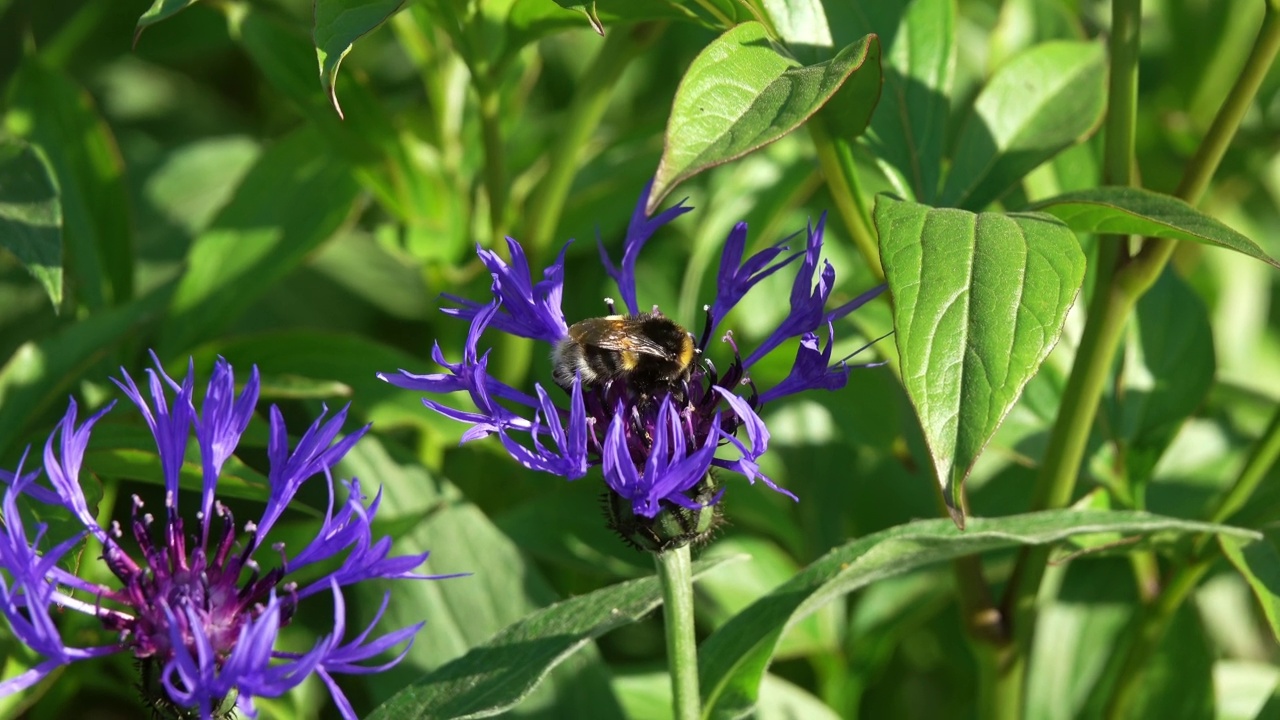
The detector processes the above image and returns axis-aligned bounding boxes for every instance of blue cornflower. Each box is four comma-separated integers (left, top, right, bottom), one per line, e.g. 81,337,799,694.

0,355,459,719
381,182,885,551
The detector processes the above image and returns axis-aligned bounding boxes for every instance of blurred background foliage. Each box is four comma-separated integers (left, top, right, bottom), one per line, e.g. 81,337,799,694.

0,0,1279,717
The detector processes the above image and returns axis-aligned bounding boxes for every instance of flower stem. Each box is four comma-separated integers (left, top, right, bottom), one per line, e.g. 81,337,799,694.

808,120,884,280
524,22,660,257
656,545,700,720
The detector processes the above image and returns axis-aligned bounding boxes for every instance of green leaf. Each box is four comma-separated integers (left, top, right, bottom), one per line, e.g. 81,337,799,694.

336,436,625,718
1221,534,1280,643
874,196,1086,521
1026,560,1136,720
861,0,956,202
1031,186,1280,269
1121,602,1215,719
0,139,62,309
82,424,275,506
313,0,407,118
0,285,171,460
547,0,745,34
1105,270,1216,486
940,40,1106,210
369,554,737,720
157,129,359,357
649,22,878,213
698,510,1255,719
134,0,202,39
8,62,134,309
193,331,449,434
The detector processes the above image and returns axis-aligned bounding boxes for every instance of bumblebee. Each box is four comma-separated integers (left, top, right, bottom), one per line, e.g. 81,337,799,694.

552,309,696,396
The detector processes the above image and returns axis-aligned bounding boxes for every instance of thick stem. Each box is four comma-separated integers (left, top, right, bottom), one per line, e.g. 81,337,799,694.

524,23,660,257
656,545,700,720
995,1,1147,702
808,120,884,280
1100,8,1280,713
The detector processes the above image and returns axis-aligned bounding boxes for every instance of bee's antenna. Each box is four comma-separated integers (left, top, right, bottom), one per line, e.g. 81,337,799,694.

603,297,616,314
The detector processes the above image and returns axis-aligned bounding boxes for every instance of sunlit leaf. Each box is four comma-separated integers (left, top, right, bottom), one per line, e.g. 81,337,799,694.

1032,186,1280,269
650,22,879,213
940,41,1106,210
875,195,1086,521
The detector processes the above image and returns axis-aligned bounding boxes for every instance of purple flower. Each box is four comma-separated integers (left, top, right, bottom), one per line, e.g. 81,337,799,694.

0,355,461,719
380,181,885,550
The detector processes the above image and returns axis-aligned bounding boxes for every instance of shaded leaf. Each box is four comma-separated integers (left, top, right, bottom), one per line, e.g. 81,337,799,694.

157,129,359,357
313,0,407,118
134,0,202,39
1221,534,1280,643
874,195,1086,521
9,62,133,309
699,510,1255,719
1031,186,1280,269
0,284,171,460
1106,270,1215,486
649,22,878,213
368,555,737,719
940,41,1106,210
337,436,626,718
0,139,62,308
861,0,956,201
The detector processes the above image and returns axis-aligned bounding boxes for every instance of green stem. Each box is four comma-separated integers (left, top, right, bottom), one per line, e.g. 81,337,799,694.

977,643,1023,720
1209,402,1280,526
1102,398,1280,716
1103,559,1210,718
995,0,1146,705
808,120,884,280
656,545,700,720
524,23,660,257
475,74,508,244
1102,11,1280,713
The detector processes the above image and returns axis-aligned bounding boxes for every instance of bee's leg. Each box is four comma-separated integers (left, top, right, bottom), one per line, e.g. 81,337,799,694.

603,297,617,314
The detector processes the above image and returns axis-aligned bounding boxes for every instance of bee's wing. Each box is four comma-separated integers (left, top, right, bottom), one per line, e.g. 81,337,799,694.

590,328,675,359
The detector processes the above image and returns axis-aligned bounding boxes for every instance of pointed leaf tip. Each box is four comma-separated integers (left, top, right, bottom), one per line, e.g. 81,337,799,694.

875,196,1086,514
648,23,880,214
313,0,406,118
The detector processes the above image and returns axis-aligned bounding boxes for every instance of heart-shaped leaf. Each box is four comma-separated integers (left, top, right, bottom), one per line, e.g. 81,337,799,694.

0,139,61,309
649,21,879,213
1031,185,1280,269
698,510,1255,719
874,195,1086,522
367,554,738,719
940,40,1106,210
313,0,407,117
